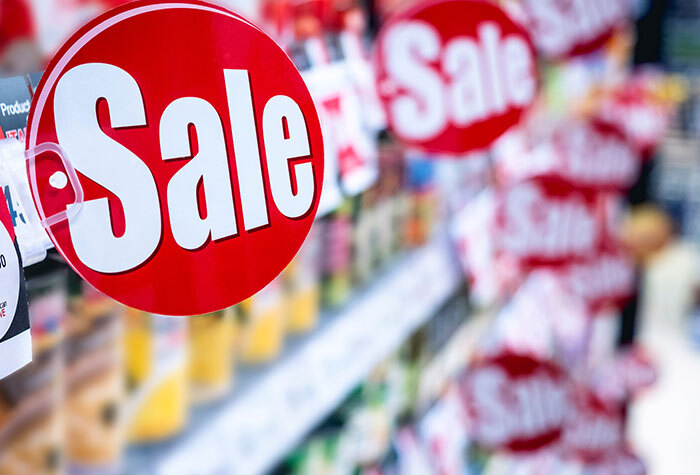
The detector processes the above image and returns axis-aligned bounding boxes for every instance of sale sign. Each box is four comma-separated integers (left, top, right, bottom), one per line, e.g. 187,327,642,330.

521,0,631,59
461,353,568,452
25,1,324,315
375,0,537,154
596,78,672,159
556,249,634,314
451,189,501,306
495,180,604,267
562,388,624,463
494,120,641,192
590,346,657,404
586,448,646,475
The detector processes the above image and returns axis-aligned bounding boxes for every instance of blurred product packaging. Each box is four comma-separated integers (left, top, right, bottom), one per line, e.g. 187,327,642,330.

0,262,66,474
239,276,288,364
188,309,237,404
123,311,188,443
64,274,123,473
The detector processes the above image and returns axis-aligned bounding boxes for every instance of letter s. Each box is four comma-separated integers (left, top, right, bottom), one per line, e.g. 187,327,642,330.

383,21,446,140
54,63,161,273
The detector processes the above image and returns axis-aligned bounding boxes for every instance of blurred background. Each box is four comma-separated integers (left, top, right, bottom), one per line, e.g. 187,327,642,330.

0,0,699,474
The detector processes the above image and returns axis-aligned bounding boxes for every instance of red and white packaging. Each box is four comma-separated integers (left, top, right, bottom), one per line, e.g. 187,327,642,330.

521,0,632,60
451,189,502,307
338,32,386,133
300,55,343,217
495,179,605,268
302,38,378,197
25,1,325,316
461,352,569,452
375,0,538,154
494,119,641,192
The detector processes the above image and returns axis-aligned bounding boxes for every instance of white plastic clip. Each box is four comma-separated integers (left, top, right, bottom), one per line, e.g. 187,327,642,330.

25,142,84,228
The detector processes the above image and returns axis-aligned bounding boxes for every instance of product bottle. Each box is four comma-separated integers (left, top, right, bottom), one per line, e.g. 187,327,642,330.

284,226,321,334
188,308,237,404
124,311,188,443
239,276,288,364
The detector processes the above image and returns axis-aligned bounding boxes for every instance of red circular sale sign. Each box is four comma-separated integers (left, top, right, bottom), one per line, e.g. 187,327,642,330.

495,179,605,268
375,0,537,154
461,353,568,452
26,1,324,316
521,0,631,59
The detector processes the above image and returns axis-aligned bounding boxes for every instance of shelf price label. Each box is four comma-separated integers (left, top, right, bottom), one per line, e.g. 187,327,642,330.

25,1,324,316
375,0,538,154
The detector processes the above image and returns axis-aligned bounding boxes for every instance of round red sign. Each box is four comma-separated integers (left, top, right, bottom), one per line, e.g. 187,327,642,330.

374,0,538,154
495,179,605,268
521,0,631,59
461,352,568,452
25,1,324,316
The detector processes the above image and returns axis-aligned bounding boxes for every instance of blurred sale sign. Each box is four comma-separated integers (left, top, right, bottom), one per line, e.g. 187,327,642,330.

496,180,604,267
596,76,672,159
461,353,568,452
494,120,641,192
556,249,635,314
562,388,624,463
25,1,324,316
591,346,657,404
521,0,631,59
375,0,537,154
586,449,646,475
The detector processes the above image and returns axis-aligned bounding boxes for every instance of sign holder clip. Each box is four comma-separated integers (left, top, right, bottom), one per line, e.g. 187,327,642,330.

25,142,84,228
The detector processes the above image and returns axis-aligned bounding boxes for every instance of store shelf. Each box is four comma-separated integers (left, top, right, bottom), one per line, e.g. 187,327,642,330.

127,236,462,475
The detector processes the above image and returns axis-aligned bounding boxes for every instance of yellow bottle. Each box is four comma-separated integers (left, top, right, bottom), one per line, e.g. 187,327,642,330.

124,310,188,443
0,270,67,475
239,277,287,364
188,308,236,404
284,227,321,334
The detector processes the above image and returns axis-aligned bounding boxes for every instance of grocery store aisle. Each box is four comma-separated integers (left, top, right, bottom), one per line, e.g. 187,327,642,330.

629,325,700,475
